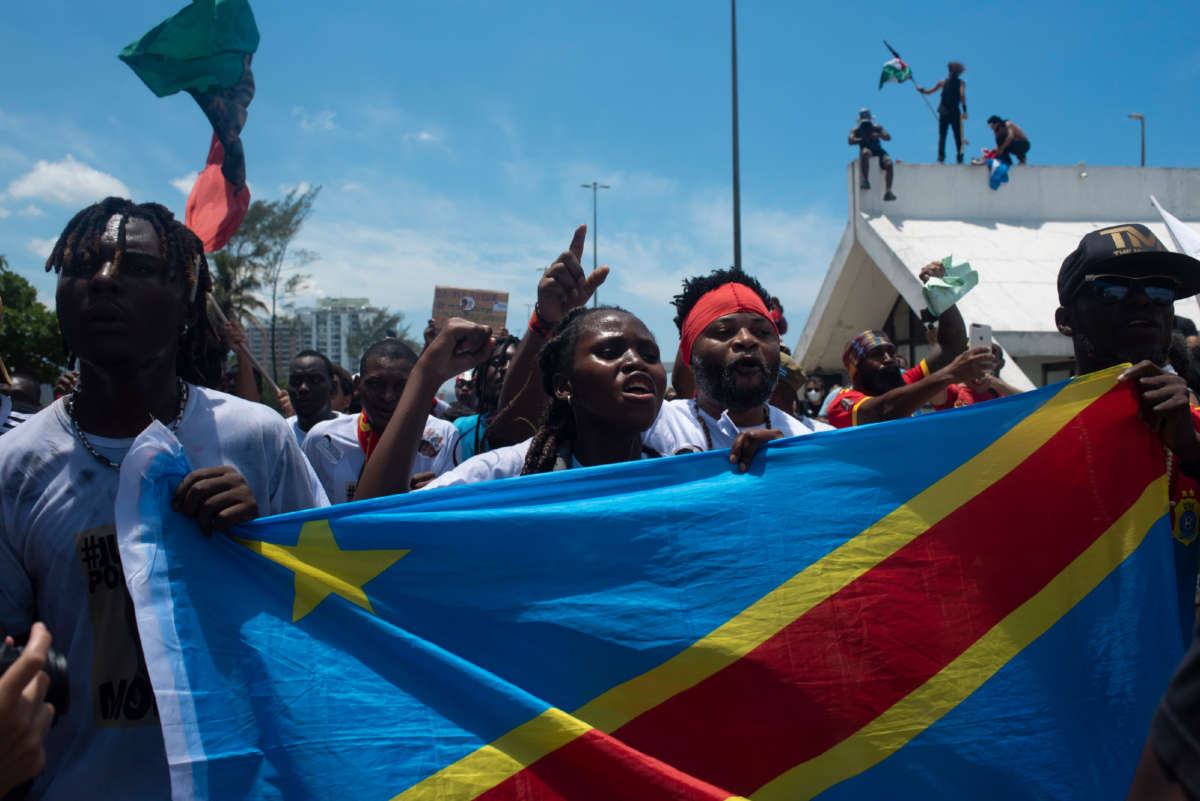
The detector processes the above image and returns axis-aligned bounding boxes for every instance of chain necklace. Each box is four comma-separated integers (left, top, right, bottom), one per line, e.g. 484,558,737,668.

692,400,769,451
66,378,189,470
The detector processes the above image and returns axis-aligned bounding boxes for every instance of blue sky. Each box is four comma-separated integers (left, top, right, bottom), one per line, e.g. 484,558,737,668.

2,0,1198,355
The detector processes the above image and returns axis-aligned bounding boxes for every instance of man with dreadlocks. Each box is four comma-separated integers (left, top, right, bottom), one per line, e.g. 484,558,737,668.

302,338,458,502
0,197,327,798
451,333,520,462
641,268,830,466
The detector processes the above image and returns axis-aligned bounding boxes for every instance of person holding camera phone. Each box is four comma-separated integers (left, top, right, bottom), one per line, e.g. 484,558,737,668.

0,623,54,797
826,261,995,428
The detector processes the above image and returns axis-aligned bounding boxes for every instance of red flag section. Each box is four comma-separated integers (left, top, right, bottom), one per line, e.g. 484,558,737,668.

185,132,250,253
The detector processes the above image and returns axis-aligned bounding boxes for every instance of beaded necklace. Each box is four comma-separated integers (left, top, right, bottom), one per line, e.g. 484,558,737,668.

66,378,189,470
692,399,769,451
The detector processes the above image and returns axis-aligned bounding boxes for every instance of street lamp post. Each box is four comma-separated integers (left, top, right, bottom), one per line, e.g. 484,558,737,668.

1128,113,1145,167
580,182,611,307
731,0,742,273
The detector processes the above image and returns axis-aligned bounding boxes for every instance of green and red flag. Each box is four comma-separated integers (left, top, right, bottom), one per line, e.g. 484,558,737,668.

119,0,259,252
878,56,911,89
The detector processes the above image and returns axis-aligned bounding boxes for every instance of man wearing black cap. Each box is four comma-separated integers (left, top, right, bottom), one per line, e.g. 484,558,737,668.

848,109,896,201
1056,223,1200,801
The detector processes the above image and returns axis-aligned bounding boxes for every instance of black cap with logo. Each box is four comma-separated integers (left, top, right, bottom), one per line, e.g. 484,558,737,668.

1058,223,1200,304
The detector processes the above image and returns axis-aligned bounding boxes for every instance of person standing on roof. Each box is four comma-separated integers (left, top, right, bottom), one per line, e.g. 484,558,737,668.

848,108,896,202
918,61,967,164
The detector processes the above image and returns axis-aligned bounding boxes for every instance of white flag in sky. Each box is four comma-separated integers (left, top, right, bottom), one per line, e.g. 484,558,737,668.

1150,195,1200,315
1151,194,1200,258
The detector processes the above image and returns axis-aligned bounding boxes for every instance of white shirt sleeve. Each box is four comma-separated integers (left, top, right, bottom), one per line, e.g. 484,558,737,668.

421,440,533,490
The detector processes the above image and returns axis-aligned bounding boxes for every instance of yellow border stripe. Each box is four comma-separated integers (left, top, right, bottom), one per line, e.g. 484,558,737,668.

388,708,591,801
393,367,1124,801
754,474,1167,800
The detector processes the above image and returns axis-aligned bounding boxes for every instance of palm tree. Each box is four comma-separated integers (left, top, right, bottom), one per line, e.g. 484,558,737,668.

346,309,417,369
209,249,268,324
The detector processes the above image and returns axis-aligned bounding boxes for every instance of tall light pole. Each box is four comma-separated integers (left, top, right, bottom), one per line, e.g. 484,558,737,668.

730,0,742,273
580,182,610,307
1128,113,1145,167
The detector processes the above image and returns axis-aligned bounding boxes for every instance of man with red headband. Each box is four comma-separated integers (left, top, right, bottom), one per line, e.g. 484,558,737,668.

643,268,829,464
826,262,993,428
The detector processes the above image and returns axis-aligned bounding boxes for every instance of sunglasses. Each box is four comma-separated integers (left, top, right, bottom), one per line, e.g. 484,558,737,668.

1081,274,1180,305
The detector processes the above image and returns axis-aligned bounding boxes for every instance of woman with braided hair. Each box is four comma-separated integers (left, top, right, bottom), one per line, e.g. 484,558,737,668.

0,197,326,796
355,305,667,498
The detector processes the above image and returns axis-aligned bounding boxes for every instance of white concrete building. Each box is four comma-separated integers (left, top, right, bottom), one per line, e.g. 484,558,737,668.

795,163,1200,388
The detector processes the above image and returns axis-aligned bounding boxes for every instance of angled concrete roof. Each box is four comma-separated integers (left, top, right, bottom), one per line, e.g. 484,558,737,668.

796,163,1200,383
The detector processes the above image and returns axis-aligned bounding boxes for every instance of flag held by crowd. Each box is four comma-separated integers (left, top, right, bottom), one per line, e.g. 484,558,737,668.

878,57,911,89
117,365,1183,801
119,0,259,252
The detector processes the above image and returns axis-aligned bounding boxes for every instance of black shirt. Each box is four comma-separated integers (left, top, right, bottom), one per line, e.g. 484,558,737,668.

939,76,962,115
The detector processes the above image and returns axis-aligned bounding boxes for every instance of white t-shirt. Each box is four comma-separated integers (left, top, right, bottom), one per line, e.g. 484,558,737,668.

422,439,533,489
302,412,458,503
422,438,659,490
284,411,342,448
0,385,328,801
642,398,831,455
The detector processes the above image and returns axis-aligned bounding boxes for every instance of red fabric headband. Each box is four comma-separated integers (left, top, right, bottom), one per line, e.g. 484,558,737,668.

679,283,777,364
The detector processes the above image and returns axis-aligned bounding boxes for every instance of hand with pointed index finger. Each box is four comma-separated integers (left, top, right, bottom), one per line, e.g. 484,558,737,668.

537,224,609,325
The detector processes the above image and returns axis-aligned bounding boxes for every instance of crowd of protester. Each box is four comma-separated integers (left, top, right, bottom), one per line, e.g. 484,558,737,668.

1,198,1200,798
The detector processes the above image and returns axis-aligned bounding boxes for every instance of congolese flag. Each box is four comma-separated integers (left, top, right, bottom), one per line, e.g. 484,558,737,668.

116,365,1185,800
878,57,911,89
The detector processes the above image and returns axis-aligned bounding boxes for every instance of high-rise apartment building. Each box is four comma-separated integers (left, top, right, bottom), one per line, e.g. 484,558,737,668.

242,297,382,378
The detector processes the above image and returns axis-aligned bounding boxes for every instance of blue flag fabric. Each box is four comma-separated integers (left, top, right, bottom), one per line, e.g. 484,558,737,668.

117,367,1185,801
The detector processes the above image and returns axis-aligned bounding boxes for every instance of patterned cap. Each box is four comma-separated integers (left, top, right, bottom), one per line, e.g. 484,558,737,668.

842,330,893,375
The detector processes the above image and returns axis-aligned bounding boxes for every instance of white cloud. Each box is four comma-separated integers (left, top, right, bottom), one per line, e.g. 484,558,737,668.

27,237,56,260
285,178,841,357
292,106,336,132
170,172,199,196
7,155,131,206
18,204,44,217
0,208,9,219
341,182,363,193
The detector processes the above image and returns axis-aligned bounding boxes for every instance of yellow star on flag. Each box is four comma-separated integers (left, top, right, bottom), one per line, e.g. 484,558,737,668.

234,520,409,622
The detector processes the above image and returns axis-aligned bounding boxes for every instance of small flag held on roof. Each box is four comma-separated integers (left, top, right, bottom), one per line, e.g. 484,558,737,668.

879,57,911,89
119,0,259,252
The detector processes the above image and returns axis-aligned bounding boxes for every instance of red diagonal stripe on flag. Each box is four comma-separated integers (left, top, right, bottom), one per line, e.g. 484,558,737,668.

476,383,1160,799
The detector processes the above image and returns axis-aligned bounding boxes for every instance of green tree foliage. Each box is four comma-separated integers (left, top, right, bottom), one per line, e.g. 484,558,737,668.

0,256,68,383
346,308,416,370
209,185,320,382
255,187,320,382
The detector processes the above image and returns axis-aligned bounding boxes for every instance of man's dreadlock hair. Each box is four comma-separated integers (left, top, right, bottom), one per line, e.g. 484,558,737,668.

671,267,773,333
45,197,220,386
521,305,628,475
471,332,520,454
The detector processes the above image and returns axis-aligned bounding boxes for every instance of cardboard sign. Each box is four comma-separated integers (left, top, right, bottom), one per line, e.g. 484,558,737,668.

432,286,509,331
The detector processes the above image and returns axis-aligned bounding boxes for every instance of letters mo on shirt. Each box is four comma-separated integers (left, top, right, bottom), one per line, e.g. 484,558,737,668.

76,525,159,726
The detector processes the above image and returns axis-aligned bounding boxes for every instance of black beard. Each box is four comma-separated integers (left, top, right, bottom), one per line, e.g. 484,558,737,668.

864,366,905,395
695,358,777,410
1076,334,1168,373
